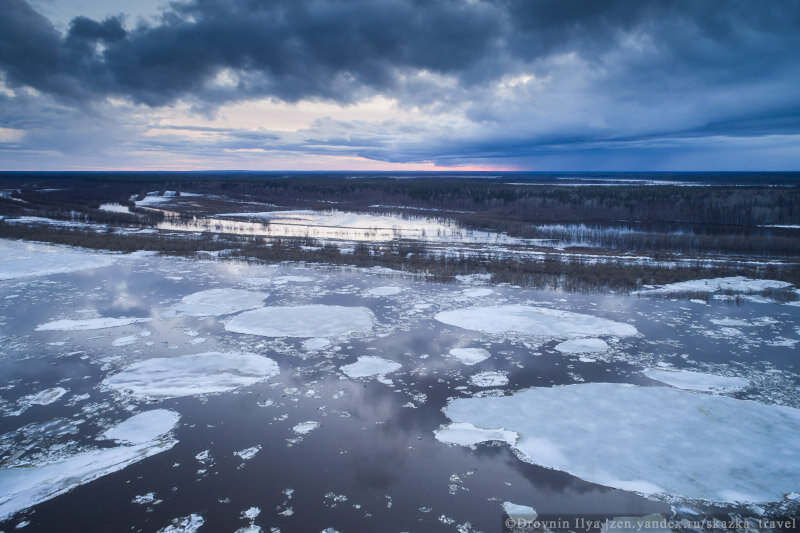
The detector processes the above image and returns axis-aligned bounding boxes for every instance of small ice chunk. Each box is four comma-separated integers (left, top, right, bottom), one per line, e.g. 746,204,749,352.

27,387,67,406
447,348,490,366
502,502,537,520
169,289,269,317
302,338,331,351
469,371,508,387
435,305,637,337
234,446,262,461
434,422,518,447
643,369,749,393
462,288,493,298
112,335,138,347
364,285,402,297
36,317,151,331
242,506,260,519
159,514,204,533
554,338,609,354
292,421,319,435
226,305,374,338
103,352,280,399
132,492,158,505
340,356,401,379
102,410,181,444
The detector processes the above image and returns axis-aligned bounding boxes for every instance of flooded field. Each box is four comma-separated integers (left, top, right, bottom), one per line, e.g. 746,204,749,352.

1,238,799,532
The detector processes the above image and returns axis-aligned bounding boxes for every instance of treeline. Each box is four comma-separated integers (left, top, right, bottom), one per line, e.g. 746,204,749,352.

3,221,799,292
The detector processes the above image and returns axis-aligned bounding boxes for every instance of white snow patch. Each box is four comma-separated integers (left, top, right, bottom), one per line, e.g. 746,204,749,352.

462,288,493,298
554,338,609,354
36,317,151,331
435,305,637,337
102,410,181,444
103,352,280,399
447,348,491,366
0,411,179,520
442,383,800,504
226,305,374,338
0,239,116,280
469,371,508,387
364,285,402,297
169,289,269,317
292,421,319,435
340,356,401,379
434,422,517,447
643,369,749,393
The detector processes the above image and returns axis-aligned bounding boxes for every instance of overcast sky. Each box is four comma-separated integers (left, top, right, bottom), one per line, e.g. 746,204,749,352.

1,0,799,171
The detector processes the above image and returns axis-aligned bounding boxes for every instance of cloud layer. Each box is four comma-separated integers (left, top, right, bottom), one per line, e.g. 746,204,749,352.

1,0,799,170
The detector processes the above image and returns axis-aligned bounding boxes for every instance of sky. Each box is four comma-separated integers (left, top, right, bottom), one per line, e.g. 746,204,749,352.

1,0,799,171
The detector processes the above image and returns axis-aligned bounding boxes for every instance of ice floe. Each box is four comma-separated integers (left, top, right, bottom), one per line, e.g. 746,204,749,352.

302,338,331,351
340,356,401,379
442,383,800,503
292,421,320,435
434,305,637,337
226,305,374,338
643,368,749,393
36,317,152,332
502,502,537,521
0,239,116,280
167,289,269,317
434,422,517,447
554,338,609,354
102,410,182,444
0,410,180,520
234,446,261,461
469,371,508,387
103,352,280,399
638,277,792,295
364,285,402,297
447,348,491,366
158,514,205,533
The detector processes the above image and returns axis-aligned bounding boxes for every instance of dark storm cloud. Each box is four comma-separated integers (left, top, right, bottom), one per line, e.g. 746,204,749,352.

2,0,798,106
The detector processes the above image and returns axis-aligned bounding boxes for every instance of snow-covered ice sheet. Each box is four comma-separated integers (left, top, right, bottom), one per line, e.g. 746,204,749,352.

643,369,749,393
167,288,269,317
447,348,491,366
36,317,152,331
103,352,280,399
554,338,610,354
435,305,637,337
0,239,116,280
442,383,800,503
340,356,401,379
0,410,180,520
225,305,374,338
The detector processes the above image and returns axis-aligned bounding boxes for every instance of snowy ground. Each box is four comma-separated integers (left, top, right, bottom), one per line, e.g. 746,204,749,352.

0,238,798,531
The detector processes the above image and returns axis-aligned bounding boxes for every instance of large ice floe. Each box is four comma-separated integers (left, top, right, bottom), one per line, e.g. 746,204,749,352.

440,383,800,504
167,289,269,317
36,317,152,331
0,410,180,520
435,305,637,337
642,368,749,394
103,352,280,399
0,239,116,280
637,277,792,295
225,305,374,337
